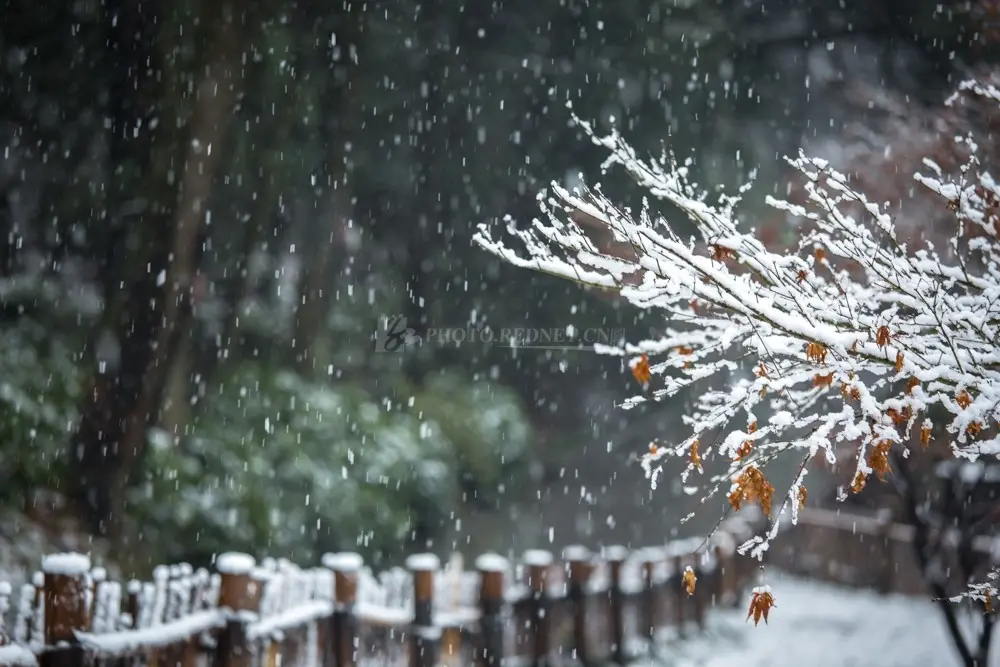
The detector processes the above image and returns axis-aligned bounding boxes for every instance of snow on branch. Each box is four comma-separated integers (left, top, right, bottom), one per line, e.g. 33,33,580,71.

474,80,1000,562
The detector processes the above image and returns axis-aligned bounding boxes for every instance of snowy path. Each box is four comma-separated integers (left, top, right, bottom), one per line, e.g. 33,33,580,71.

644,573,974,667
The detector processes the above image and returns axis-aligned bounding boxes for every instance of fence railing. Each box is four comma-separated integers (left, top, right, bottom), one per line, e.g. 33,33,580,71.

0,514,762,667
768,507,1000,596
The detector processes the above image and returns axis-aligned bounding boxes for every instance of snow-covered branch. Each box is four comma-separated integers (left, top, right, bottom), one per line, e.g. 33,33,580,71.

474,80,1000,561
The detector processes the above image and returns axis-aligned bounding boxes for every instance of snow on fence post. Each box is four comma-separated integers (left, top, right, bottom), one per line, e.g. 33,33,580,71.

215,553,259,667
475,554,506,667
40,553,90,667
322,552,362,667
405,554,440,667
563,545,592,667
522,550,552,667
602,546,628,666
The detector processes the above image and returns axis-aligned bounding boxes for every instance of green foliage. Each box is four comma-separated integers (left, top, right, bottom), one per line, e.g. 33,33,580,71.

0,320,81,500
131,362,531,564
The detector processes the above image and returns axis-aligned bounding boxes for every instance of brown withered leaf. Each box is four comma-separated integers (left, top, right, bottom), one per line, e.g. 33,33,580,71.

894,351,904,373
676,345,694,355
682,567,697,596
956,390,973,409
805,342,828,364
968,422,983,438
986,589,994,614
920,423,932,447
813,373,834,388
690,440,703,472
866,441,892,481
747,588,776,626
797,269,808,283
754,363,769,379
734,441,753,461
648,442,659,456
797,486,807,511
710,244,735,262
814,247,826,262
906,377,920,395
851,471,868,494
631,354,651,386
875,325,891,347
886,407,909,425
728,466,775,516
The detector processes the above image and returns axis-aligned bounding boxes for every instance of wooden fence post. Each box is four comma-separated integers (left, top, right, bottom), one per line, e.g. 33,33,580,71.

712,537,733,607
323,553,362,667
639,549,659,653
691,555,706,631
564,545,592,667
523,550,552,667
602,546,628,665
406,554,440,667
41,553,90,667
215,552,259,667
671,553,686,637
476,554,506,667
876,510,895,594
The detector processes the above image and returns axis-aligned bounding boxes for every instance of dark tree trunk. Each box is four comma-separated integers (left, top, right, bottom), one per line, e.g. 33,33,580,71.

71,0,240,538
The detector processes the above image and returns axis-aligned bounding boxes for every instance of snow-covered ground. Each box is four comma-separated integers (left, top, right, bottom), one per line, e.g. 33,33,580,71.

647,573,978,667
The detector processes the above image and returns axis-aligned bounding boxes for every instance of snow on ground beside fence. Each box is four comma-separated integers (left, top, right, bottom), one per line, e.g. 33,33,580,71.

645,572,968,667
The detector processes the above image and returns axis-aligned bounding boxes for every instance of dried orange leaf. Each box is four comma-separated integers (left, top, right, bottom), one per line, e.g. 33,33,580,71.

894,351,904,373
906,377,920,395
956,390,973,409
805,342,828,364
710,244,735,262
812,373,834,387
814,247,826,262
851,471,868,494
734,441,753,461
682,567,697,596
866,441,892,481
689,440,703,472
920,423,932,447
875,325,891,347
747,587,776,626
728,466,775,516
631,354,651,386
797,486,807,511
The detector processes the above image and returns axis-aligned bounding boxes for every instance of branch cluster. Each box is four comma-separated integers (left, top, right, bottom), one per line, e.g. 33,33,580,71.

474,81,1000,565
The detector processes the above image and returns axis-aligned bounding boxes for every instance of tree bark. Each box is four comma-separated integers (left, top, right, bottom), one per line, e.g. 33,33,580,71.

71,1,241,537
291,6,364,378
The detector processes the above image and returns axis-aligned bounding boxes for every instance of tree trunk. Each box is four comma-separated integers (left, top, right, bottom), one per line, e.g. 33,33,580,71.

291,7,364,378
71,0,241,537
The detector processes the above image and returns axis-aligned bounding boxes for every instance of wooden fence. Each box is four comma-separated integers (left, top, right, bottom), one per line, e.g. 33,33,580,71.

768,507,1000,596
0,515,762,667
